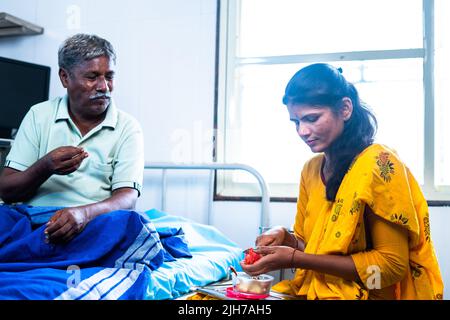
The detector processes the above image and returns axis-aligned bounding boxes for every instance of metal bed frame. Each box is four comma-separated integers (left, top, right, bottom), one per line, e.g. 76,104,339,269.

144,162,271,233
144,162,294,287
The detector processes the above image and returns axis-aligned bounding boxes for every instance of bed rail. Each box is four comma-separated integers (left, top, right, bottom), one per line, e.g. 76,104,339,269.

144,162,270,233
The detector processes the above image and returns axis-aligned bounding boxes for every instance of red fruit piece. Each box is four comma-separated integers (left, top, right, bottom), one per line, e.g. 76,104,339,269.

244,248,262,265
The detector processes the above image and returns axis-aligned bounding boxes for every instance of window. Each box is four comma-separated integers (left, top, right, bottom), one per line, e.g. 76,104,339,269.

435,0,450,193
215,0,450,201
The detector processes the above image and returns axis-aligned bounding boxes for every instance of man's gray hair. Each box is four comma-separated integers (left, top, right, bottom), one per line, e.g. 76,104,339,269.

58,33,116,72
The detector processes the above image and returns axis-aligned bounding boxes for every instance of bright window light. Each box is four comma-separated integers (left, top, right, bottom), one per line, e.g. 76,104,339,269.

217,0,447,200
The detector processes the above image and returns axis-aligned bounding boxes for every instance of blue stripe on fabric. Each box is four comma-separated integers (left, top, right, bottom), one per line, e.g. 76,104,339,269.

133,241,159,270
121,234,152,268
121,232,159,269
99,269,134,300
75,268,121,300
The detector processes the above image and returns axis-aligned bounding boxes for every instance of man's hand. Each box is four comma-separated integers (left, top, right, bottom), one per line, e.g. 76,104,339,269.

0,146,89,203
43,146,89,175
44,207,90,243
42,189,138,244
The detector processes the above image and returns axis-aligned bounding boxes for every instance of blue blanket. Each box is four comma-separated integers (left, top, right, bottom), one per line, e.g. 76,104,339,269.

0,205,191,300
144,209,244,299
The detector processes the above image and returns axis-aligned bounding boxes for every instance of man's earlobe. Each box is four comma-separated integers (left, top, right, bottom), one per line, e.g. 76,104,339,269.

59,68,69,88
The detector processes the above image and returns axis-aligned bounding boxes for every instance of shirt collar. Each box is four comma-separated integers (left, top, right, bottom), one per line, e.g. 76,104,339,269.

56,94,118,129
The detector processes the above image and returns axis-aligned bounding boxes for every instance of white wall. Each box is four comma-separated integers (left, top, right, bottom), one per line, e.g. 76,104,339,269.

1,0,449,299
0,0,216,164
428,206,450,299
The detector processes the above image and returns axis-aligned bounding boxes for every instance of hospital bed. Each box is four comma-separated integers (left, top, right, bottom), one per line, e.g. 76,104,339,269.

0,162,272,300
142,162,271,300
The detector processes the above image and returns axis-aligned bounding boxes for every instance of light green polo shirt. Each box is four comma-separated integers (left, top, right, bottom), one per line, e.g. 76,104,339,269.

5,95,144,207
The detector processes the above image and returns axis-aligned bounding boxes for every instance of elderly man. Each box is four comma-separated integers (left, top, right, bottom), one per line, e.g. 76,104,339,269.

0,34,144,243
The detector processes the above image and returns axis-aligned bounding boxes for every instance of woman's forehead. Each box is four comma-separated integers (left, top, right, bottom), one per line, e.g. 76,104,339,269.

287,103,329,113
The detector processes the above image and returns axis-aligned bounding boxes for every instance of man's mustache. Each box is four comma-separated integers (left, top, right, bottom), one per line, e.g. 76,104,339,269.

89,92,111,100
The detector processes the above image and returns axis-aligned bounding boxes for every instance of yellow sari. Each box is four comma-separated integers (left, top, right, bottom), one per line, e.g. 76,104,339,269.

273,144,443,300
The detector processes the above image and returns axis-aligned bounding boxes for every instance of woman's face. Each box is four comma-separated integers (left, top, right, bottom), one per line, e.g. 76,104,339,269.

287,100,352,153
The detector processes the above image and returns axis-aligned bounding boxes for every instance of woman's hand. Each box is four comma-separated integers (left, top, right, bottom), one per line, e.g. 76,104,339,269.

256,226,303,250
255,226,289,247
240,246,298,276
44,207,90,243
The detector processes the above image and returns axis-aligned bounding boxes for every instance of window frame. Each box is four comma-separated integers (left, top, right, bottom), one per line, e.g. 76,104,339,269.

213,0,450,205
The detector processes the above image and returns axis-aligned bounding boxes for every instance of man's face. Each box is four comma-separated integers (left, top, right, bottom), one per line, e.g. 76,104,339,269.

59,56,115,118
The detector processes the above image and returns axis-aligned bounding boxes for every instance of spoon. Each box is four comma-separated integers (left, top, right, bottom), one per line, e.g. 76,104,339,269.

229,265,238,277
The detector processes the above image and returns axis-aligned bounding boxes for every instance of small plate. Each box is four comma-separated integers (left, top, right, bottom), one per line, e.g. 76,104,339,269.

225,287,269,300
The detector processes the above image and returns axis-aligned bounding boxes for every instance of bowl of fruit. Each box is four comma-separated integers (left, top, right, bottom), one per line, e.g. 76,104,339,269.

227,248,273,298
233,272,274,296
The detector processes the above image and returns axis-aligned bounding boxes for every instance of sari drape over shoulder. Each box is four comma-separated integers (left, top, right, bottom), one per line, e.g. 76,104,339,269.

273,144,443,300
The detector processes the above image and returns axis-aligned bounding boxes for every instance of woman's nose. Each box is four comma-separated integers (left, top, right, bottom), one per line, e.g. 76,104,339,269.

298,124,311,138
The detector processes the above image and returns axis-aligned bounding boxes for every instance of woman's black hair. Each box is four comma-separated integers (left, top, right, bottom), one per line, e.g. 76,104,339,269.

282,63,378,201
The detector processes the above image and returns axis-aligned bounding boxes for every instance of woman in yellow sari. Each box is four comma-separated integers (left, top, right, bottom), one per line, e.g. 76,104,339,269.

240,63,443,300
